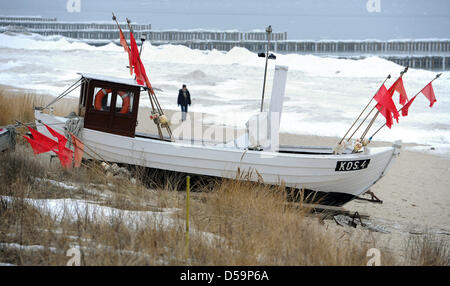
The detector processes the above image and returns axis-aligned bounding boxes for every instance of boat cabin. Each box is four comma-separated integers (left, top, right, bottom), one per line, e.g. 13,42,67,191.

77,73,142,138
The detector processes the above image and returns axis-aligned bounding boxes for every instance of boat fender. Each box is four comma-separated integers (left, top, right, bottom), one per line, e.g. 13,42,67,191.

150,113,159,124
159,115,169,127
353,139,363,153
333,141,347,155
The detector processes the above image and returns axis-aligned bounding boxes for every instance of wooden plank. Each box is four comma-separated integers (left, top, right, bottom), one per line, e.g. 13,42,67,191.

0,130,12,152
286,202,370,219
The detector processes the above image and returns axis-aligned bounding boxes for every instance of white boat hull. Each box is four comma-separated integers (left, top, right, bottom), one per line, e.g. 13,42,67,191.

35,111,399,206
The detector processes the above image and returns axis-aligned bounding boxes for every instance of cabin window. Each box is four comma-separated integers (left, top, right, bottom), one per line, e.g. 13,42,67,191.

92,87,113,112
115,90,135,114
83,77,140,138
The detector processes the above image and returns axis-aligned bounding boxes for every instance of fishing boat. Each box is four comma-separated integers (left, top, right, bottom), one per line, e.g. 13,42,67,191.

31,18,402,207
33,64,401,206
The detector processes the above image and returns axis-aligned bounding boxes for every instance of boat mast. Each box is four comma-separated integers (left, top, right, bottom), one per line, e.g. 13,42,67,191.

260,25,272,112
122,16,173,141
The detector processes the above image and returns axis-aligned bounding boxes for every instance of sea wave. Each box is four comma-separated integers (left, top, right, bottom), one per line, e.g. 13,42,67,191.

0,32,449,151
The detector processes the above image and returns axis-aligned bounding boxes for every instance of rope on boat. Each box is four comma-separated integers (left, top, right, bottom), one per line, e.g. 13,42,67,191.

64,115,84,148
42,77,84,110
16,120,67,128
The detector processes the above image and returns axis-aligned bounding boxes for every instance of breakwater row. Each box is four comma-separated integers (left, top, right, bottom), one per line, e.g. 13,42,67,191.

1,16,448,70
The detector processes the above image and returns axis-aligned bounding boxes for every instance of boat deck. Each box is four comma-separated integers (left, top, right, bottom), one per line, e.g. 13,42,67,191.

134,132,353,155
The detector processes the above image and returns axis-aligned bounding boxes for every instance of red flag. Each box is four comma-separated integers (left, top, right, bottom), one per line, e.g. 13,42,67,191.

26,126,58,152
129,31,155,94
130,32,143,85
24,126,72,169
421,82,437,107
401,95,417,117
388,77,408,105
58,147,73,169
23,135,52,155
138,59,153,92
119,26,133,76
44,124,67,151
70,132,84,168
374,84,400,128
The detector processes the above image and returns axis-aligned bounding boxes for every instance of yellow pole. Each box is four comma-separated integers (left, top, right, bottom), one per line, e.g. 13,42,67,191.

185,176,190,261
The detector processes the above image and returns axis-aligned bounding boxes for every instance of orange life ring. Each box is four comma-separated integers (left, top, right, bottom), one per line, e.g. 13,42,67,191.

94,88,112,111
94,89,130,114
117,91,131,114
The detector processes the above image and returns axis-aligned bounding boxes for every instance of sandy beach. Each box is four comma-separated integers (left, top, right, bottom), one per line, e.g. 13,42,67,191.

136,106,450,235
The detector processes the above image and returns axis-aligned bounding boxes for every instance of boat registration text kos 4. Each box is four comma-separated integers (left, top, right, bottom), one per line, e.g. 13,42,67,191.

335,159,371,171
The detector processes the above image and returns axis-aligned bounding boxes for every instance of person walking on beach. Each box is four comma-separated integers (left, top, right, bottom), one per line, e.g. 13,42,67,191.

177,84,191,121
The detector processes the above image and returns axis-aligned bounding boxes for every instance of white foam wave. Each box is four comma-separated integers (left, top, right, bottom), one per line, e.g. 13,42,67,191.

0,33,449,153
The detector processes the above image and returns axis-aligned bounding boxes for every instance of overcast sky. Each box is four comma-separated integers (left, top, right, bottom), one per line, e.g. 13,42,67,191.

1,0,449,40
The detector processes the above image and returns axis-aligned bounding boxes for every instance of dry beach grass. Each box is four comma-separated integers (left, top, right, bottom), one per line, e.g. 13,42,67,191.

1,144,449,266
0,87,77,127
0,146,367,266
0,89,449,266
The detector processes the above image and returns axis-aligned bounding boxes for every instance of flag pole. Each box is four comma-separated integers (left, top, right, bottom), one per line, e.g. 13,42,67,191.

367,73,442,142
358,66,409,141
347,67,408,145
123,16,165,140
124,16,174,141
338,74,391,145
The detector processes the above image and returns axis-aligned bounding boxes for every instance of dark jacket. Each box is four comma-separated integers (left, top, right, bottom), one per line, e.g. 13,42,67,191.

177,89,191,106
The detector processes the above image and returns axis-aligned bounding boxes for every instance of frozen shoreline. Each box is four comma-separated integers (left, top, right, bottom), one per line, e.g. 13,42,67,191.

1,32,448,151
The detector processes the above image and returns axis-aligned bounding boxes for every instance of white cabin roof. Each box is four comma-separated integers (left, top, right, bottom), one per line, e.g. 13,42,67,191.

78,73,144,88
